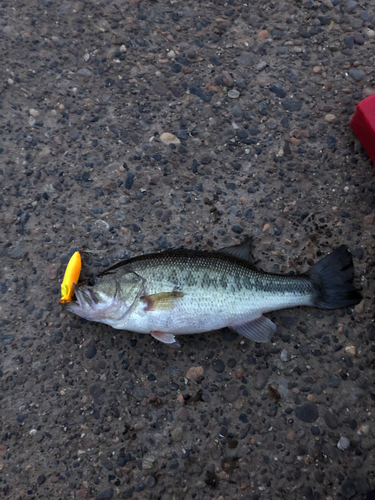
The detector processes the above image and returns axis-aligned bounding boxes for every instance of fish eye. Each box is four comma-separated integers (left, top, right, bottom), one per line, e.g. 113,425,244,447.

89,275,98,286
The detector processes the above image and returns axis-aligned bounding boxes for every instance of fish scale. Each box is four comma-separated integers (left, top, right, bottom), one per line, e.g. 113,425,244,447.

65,240,362,347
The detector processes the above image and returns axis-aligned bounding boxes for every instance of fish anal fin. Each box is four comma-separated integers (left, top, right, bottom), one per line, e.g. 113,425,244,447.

142,291,184,311
150,331,181,348
218,238,254,263
231,316,276,343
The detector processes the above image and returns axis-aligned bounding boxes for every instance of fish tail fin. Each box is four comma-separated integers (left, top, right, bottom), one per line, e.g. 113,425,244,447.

306,245,362,309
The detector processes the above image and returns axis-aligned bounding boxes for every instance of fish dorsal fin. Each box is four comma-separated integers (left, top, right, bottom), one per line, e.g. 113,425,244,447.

142,291,184,311
217,238,254,263
231,316,276,343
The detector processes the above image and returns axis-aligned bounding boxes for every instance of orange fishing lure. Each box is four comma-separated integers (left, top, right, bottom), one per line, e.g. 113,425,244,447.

60,251,82,303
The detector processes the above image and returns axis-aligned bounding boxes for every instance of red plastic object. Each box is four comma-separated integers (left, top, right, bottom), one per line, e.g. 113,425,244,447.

350,94,375,165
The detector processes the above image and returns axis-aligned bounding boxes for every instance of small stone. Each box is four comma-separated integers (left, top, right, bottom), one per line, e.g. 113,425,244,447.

222,70,234,87
95,488,114,500
280,349,288,362
228,90,240,99
77,68,92,77
177,407,189,422
325,114,336,122
344,37,355,49
186,366,203,379
348,69,366,81
295,404,319,423
212,359,225,373
326,135,337,149
29,109,40,117
364,214,375,225
269,84,287,98
282,99,303,111
337,436,350,451
171,427,183,442
232,225,243,234
8,243,26,259
37,474,46,485
256,61,267,71
142,455,156,470
85,344,97,359
160,132,180,145
125,172,134,190
345,345,357,356
254,370,270,390
345,0,357,12
223,384,240,403
145,476,156,488
230,105,242,118
341,481,357,499
354,32,365,45
258,30,269,40
324,410,339,429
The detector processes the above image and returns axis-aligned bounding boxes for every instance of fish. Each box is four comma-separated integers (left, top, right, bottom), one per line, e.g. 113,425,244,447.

64,240,362,347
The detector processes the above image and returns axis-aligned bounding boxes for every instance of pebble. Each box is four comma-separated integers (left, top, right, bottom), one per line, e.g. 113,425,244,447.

344,0,357,13
85,344,97,359
282,99,302,111
337,436,350,451
228,90,240,99
254,370,270,390
171,427,183,442
325,114,336,122
230,105,242,118
160,132,180,145
222,70,234,87
37,474,46,485
145,476,156,488
348,69,366,81
186,366,203,379
8,243,26,259
295,404,319,423
95,488,114,500
269,84,286,98
125,172,134,190
280,349,288,362
258,30,269,40
256,61,267,71
212,359,225,373
324,410,339,429
221,383,239,404
177,407,189,422
77,68,92,77
341,481,357,499
354,33,365,45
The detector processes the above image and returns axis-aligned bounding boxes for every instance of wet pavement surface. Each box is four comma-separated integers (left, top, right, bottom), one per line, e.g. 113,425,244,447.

1,0,375,499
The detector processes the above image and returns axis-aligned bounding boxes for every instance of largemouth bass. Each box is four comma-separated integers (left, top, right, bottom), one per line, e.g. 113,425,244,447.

65,240,362,347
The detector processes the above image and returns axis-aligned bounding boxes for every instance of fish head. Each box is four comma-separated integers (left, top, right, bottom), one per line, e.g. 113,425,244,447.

64,268,145,327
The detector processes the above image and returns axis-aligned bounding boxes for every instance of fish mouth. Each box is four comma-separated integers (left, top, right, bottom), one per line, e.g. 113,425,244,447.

64,286,96,316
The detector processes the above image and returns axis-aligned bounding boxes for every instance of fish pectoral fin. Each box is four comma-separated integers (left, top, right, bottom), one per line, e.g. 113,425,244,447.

150,331,181,348
141,291,184,311
217,237,255,264
231,316,276,343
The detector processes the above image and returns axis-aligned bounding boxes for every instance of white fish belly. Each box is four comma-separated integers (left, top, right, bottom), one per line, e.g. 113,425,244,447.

120,288,313,335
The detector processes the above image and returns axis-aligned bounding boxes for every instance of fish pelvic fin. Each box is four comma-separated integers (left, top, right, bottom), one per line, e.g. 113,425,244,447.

306,245,362,309
150,331,181,348
142,291,184,311
231,316,277,343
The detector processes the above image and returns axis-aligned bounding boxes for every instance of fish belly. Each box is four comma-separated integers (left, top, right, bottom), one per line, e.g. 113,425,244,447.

119,287,312,335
